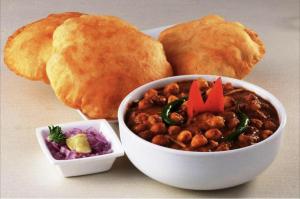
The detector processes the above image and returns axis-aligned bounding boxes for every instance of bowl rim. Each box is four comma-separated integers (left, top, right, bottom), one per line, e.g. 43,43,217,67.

118,75,287,156
36,119,124,165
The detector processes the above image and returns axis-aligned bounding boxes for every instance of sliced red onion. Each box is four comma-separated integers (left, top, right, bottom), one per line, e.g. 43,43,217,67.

46,127,112,160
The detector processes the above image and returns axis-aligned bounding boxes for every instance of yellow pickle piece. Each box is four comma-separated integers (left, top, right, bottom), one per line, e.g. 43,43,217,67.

66,133,92,153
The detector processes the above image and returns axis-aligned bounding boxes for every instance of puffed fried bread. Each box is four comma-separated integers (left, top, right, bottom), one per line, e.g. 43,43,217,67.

159,15,265,79
46,15,173,119
4,12,83,83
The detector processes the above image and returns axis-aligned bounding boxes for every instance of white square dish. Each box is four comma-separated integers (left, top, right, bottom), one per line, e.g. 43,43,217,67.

36,119,124,177
77,109,90,121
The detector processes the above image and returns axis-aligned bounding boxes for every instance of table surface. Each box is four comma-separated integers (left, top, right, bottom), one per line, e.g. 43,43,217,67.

1,0,299,198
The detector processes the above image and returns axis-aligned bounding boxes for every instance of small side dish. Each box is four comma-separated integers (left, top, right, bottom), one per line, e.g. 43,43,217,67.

36,120,124,177
46,125,112,160
126,78,279,152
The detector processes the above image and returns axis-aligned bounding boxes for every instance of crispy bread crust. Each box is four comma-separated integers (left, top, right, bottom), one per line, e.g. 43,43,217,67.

159,15,265,79
46,15,173,119
4,12,83,83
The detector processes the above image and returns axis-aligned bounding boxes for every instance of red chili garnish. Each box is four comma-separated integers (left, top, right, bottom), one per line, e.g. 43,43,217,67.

187,78,224,118
203,77,224,113
187,80,204,118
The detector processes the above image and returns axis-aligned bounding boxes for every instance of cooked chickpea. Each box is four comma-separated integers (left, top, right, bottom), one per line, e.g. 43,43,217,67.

134,113,149,124
206,88,212,96
186,126,201,134
147,114,162,125
224,96,235,108
238,134,250,147
196,113,225,130
206,115,225,129
208,140,219,149
221,111,236,120
263,121,277,131
133,123,148,133
167,95,178,103
204,128,222,140
159,96,167,105
248,99,261,111
216,143,230,151
223,82,234,91
170,143,182,150
183,147,194,151
251,118,263,129
152,95,167,105
150,123,167,135
255,110,268,119
198,147,210,152
261,101,271,109
144,89,158,100
138,99,151,110
168,125,181,135
197,78,209,90
244,93,258,101
138,130,152,141
178,92,188,98
163,83,180,96
128,111,138,124
177,130,193,143
169,112,184,123
238,103,247,110
227,117,240,129
191,134,208,148
261,130,273,139
238,134,259,147
152,135,170,146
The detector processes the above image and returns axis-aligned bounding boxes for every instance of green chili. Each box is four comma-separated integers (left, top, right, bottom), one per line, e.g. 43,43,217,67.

224,111,249,141
161,97,187,125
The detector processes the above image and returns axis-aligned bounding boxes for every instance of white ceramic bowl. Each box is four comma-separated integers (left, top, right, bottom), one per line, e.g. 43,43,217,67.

118,75,287,190
36,119,124,177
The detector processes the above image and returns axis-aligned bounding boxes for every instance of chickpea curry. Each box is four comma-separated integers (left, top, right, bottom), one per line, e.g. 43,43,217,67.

125,78,279,152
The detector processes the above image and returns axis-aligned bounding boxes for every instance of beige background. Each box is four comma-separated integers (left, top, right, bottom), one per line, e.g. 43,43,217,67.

1,0,299,198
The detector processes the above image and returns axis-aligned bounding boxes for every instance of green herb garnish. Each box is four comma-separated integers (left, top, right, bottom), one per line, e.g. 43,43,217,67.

48,125,66,144
224,111,250,141
161,97,187,125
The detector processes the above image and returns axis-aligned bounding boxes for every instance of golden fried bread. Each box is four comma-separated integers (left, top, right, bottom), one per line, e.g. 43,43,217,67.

159,15,265,79
4,12,83,83
46,15,173,119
